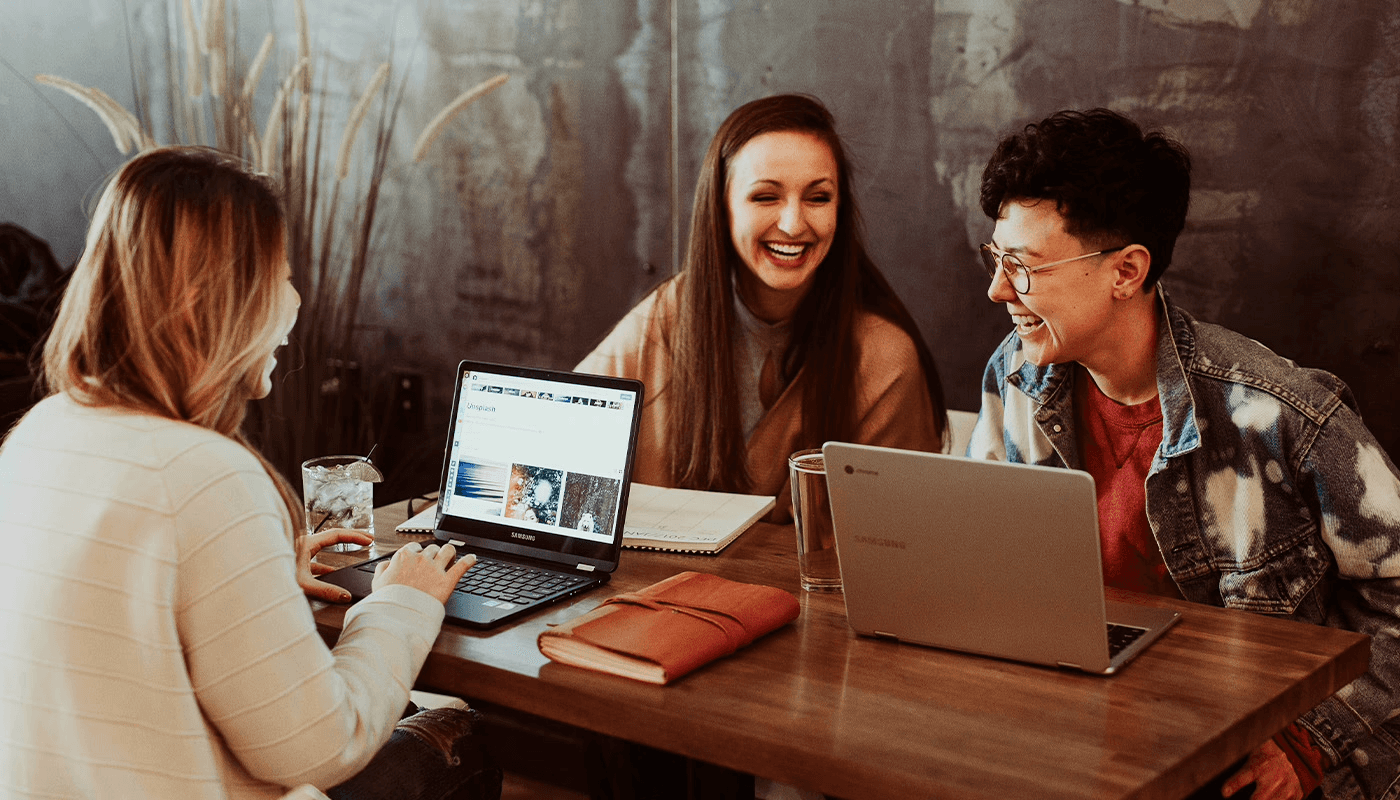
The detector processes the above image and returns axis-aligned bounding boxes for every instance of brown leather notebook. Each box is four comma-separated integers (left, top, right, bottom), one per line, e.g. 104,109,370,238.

537,571,800,684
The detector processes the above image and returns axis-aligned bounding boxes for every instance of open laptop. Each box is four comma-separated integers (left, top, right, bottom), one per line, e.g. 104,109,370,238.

822,442,1180,674
322,360,643,629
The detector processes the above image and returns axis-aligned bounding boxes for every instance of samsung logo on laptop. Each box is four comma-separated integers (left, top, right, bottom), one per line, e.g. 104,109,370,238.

853,535,907,550
510,531,536,541
842,464,879,476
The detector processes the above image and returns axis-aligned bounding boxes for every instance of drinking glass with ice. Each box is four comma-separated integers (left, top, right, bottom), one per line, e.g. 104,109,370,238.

301,455,383,552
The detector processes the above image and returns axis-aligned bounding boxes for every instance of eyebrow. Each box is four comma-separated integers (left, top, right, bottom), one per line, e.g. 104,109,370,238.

989,238,1041,258
745,177,836,190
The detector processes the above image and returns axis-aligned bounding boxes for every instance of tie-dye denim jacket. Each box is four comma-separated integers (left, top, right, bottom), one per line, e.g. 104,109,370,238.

968,289,1400,799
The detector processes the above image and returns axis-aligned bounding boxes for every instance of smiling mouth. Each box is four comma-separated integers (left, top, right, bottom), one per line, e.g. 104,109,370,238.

1012,313,1044,335
764,242,808,262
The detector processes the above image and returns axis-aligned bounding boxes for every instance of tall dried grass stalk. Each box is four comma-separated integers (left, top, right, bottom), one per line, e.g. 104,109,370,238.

238,32,274,155
411,73,509,162
294,0,311,94
243,33,274,104
291,91,310,178
336,62,389,181
198,0,219,54
37,0,507,484
206,0,227,99
94,88,150,151
35,75,138,153
180,0,202,99
260,57,306,173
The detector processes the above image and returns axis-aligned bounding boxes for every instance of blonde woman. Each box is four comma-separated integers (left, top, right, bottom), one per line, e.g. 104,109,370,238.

0,147,499,800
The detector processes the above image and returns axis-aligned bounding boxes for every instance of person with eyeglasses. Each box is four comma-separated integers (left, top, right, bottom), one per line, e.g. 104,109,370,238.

966,108,1400,800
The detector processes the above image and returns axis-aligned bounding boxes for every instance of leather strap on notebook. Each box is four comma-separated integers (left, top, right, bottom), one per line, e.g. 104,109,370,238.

600,593,748,649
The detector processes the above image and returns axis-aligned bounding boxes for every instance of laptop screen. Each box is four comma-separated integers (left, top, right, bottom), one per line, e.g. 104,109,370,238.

433,361,643,570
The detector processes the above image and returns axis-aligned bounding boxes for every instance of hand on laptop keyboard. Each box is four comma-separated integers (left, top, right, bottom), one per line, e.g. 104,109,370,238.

372,542,478,604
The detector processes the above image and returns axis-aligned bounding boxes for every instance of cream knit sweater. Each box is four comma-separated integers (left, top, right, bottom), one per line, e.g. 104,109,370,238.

0,394,444,798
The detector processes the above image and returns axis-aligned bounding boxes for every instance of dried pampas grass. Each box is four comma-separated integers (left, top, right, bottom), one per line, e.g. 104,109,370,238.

180,0,202,99
205,0,227,98
36,0,508,486
242,33,274,104
260,57,308,172
411,73,509,162
335,62,389,181
294,0,311,93
35,75,144,153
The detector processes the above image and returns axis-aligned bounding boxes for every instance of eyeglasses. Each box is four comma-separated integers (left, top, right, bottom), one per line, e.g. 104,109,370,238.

979,243,1125,294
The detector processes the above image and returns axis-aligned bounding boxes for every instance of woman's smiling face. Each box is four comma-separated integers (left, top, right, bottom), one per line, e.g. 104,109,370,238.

726,130,838,323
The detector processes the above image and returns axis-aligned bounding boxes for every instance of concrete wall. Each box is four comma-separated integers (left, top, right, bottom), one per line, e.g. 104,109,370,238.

4,0,1398,478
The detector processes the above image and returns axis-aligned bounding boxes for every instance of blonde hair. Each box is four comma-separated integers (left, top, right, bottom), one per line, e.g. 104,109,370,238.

42,146,302,533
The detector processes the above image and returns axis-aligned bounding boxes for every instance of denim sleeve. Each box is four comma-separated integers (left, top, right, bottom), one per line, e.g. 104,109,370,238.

968,339,1013,462
1296,406,1400,764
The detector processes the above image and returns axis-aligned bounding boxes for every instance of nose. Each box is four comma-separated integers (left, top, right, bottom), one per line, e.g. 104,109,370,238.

986,263,1018,303
777,198,806,236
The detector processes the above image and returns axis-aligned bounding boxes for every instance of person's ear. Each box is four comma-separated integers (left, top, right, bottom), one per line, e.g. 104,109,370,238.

1112,245,1152,300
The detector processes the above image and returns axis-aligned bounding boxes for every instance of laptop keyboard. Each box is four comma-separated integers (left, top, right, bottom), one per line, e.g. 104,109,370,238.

1107,623,1148,658
352,553,590,606
450,556,590,604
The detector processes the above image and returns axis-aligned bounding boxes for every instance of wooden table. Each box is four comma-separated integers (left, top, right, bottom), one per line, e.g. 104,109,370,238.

312,500,1370,800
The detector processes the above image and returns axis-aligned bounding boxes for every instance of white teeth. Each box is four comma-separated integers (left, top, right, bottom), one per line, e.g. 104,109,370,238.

1012,315,1043,329
765,242,805,258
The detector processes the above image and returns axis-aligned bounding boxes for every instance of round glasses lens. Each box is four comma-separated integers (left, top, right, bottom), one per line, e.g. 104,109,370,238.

978,248,1000,279
1010,259,1031,293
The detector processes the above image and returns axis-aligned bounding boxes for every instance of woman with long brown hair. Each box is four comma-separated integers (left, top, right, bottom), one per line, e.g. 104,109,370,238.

579,94,946,515
0,147,497,799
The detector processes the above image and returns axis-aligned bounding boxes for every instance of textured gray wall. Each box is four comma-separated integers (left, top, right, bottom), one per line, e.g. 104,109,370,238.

3,0,1398,477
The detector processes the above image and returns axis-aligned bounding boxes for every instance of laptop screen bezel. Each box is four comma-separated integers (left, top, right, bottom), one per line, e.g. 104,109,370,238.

430,359,644,573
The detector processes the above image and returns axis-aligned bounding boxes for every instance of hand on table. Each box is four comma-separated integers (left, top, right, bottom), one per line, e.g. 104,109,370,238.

1222,740,1303,800
373,541,477,604
297,528,374,602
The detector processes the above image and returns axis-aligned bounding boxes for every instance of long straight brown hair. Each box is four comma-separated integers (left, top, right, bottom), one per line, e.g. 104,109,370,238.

41,146,303,534
665,94,946,491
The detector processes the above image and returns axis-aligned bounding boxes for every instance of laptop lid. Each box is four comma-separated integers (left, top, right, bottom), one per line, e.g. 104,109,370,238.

430,360,644,574
822,442,1178,675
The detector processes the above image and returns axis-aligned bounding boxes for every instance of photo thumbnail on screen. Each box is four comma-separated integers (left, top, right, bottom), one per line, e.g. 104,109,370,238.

560,473,622,534
504,464,564,526
453,460,510,516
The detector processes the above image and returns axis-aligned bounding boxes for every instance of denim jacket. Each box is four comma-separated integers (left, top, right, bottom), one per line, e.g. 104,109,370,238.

968,288,1400,800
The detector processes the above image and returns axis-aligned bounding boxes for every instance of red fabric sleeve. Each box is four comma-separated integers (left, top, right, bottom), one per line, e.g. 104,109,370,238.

1273,723,1327,797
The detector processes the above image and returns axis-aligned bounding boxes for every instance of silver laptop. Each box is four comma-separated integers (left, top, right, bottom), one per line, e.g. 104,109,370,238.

822,442,1180,674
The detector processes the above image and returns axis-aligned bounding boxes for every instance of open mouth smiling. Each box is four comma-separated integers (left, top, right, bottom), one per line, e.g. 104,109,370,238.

1012,313,1044,334
764,242,808,261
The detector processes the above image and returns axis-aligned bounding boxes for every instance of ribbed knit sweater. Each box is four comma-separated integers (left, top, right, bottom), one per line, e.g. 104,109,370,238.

0,394,444,798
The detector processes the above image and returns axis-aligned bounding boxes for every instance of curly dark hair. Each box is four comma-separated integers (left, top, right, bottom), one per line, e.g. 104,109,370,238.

979,108,1192,288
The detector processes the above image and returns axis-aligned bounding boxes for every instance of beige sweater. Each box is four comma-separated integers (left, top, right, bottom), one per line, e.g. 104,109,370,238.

0,394,444,799
577,279,943,518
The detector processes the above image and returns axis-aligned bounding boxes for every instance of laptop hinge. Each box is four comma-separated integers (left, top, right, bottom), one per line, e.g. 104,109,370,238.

1056,662,1082,670
873,631,899,641
575,564,596,572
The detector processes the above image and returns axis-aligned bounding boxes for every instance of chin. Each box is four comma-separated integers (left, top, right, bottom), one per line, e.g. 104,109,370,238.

1017,343,1056,368
763,269,819,295
250,371,274,400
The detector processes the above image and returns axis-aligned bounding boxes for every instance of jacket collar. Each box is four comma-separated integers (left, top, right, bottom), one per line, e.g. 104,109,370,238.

1008,285,1201,459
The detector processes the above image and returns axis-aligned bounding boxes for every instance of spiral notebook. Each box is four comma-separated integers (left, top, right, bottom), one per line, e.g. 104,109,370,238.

399,483,774,555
